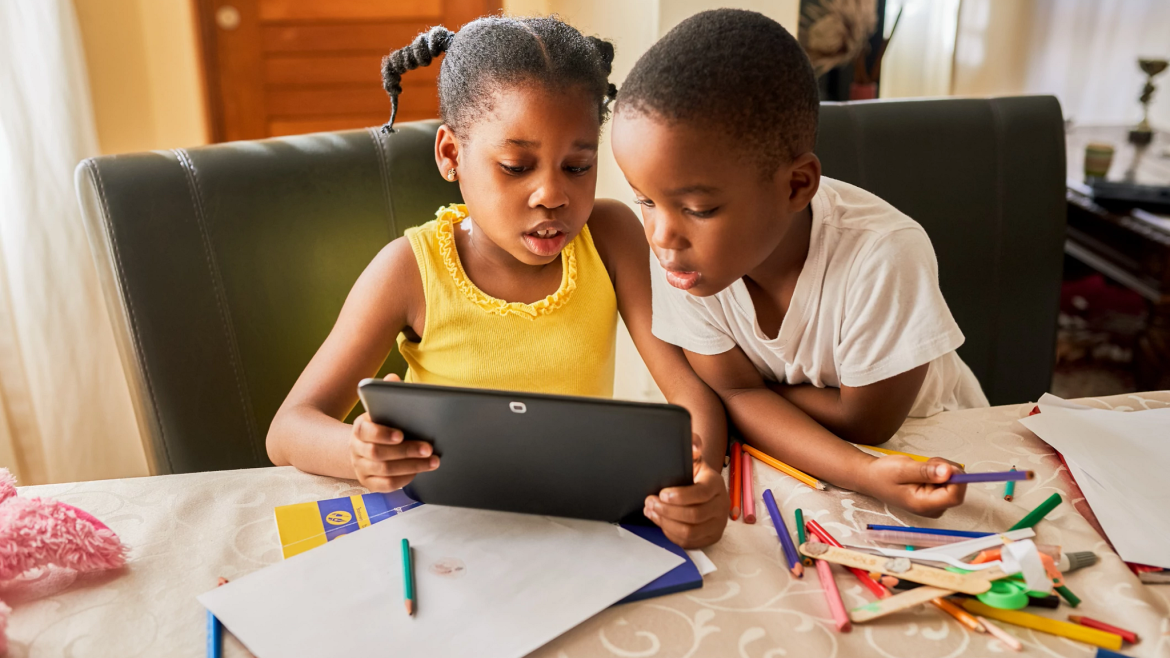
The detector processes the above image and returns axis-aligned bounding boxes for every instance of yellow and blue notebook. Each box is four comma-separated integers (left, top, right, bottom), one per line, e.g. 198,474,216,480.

273,492,702,602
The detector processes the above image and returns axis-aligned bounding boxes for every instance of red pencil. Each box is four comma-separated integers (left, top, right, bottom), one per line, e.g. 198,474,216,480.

730,441,742,520
805,518,890,599
742,452,756,524
1068,616,1139,644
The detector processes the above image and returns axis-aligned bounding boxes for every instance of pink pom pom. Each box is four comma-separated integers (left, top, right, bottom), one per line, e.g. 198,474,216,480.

0,468,15,504
0,497,126,582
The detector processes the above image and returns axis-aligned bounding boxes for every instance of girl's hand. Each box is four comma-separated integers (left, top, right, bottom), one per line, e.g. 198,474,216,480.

349,375,439,491
861,456,966,518
643,441,729,548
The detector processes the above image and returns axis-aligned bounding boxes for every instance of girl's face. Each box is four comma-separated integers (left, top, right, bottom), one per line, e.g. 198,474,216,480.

435,84,601,267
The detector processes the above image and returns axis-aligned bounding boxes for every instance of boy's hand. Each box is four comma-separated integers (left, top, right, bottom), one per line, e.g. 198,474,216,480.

862,456,966,518
349,375,439,491
643,442,729,549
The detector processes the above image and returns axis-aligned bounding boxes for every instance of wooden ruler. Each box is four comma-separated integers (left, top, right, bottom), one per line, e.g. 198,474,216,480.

798,542,1001,595
850,586,955,623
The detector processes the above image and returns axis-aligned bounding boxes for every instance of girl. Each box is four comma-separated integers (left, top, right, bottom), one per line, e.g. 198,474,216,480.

266,17,728,548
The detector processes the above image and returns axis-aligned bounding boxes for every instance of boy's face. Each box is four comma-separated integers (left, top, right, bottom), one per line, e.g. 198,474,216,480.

612,111,819,296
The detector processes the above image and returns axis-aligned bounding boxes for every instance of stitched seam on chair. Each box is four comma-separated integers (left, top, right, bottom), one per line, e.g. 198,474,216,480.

986,101,1007,395
175,148,262,466
848,104,868,189
368,128,398,238
90,162,174,473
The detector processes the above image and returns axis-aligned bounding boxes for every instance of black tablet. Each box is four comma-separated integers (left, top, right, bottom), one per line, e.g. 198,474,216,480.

357,379,694,523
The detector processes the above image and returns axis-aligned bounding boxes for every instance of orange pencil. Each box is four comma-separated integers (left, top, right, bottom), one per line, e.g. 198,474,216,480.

742,452,756,523
933,597,986,633
729,441,742,520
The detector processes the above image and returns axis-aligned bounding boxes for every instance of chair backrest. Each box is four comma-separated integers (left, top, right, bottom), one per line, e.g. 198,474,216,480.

77,122,459,474
816,97,1066,408
78,97,1065,475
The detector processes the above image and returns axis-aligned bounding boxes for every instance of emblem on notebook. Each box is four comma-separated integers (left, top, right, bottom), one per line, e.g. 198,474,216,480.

509,401,527,414
325,511,352,526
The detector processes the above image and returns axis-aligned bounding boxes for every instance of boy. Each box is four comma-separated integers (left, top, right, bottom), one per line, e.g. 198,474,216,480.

617,9,988,517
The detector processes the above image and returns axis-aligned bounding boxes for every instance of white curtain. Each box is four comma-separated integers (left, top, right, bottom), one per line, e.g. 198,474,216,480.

879,0,961,99
1021,0,1170,127
0,1,146,484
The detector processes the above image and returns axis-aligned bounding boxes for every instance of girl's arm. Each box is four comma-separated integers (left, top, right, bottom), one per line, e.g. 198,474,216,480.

590,199,729,548
587,199,727,466
266,238,438,487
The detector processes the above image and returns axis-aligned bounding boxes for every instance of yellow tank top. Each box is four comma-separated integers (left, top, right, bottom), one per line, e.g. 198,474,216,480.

398,204,617,397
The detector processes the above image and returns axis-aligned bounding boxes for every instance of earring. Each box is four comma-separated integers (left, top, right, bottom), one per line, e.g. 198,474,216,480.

447,168,457,181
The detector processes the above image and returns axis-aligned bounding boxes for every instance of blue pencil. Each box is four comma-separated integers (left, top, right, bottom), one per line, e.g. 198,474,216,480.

947,470,1033,484
762,489,802,578
207,577,228,658
866,524,991,538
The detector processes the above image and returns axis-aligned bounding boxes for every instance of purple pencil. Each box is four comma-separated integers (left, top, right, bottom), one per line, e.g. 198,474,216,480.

947,470,1034,484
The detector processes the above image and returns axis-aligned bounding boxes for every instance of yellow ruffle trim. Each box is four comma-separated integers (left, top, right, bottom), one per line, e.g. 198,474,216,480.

433,204,578,319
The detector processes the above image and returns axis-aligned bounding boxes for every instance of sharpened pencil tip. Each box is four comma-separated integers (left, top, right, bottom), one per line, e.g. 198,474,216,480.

792,563,804,579
405,599,414,616
1004,495,1013,501
731,507,740,520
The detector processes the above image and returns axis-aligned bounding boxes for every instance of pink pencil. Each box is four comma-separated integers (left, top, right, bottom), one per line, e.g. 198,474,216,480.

816,553,851,632
742,452,756,524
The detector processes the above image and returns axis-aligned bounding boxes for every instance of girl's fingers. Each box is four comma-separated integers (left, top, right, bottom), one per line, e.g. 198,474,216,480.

361,456,439,477
357,439,432,461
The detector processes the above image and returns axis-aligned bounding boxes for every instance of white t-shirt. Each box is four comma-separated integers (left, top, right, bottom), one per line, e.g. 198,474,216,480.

651,177,988,417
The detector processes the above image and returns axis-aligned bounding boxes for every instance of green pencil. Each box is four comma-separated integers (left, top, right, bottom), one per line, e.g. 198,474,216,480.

1004,467,1016,501
402,538,415,616
1009,492,1062,531
794,509,811,566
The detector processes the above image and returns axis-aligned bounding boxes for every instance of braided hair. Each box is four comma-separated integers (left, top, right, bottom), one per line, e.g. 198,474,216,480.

380,17,617,135
617,9,819,171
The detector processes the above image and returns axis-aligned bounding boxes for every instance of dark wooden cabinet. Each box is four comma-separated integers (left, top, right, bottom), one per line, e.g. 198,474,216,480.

195,0,500,142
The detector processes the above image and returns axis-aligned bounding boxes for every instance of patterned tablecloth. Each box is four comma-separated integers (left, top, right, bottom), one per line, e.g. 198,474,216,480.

7,392,1170,658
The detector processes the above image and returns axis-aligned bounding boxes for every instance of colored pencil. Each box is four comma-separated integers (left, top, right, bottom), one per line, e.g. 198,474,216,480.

207,577,228,658
730,441,742,520
815,553,851,631
863,445,930,461
861,529,982,548
1009,492,1062,531
1055,583,1081,608
978,616,1023,651
402,538,415,616
1069,616,1139,644
742,452,756,524
1004,467,1016,501
762,489,801,577
947,470,1034,484
961,600,1123,650
932,597,986,633
805,518,887,598
795,509,812,566
1095,649,1135,658
866,524,991,539
741,444,826,491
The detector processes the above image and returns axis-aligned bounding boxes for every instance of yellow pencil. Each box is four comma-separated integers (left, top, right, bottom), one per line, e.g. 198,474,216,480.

741,444,825,491
860,445,965,469
960,600,1122,650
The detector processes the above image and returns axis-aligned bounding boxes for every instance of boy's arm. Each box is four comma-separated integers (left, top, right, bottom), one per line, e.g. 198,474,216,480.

765,364,928,445
686,346,966,518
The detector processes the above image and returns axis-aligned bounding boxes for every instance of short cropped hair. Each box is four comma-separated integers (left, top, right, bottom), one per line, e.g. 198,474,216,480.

617,9,819,171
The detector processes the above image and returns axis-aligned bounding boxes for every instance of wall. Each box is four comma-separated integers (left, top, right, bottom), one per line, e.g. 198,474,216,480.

73,0,207,154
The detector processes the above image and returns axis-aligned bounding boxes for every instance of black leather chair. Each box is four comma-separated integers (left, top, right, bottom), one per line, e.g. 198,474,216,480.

77,97,1066,475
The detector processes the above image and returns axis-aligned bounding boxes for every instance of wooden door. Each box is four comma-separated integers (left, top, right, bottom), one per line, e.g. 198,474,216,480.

195,0,500,142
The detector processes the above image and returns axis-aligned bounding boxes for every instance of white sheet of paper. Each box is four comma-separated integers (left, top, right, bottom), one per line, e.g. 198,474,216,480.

1018,394,1170,568
199,505,683,658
